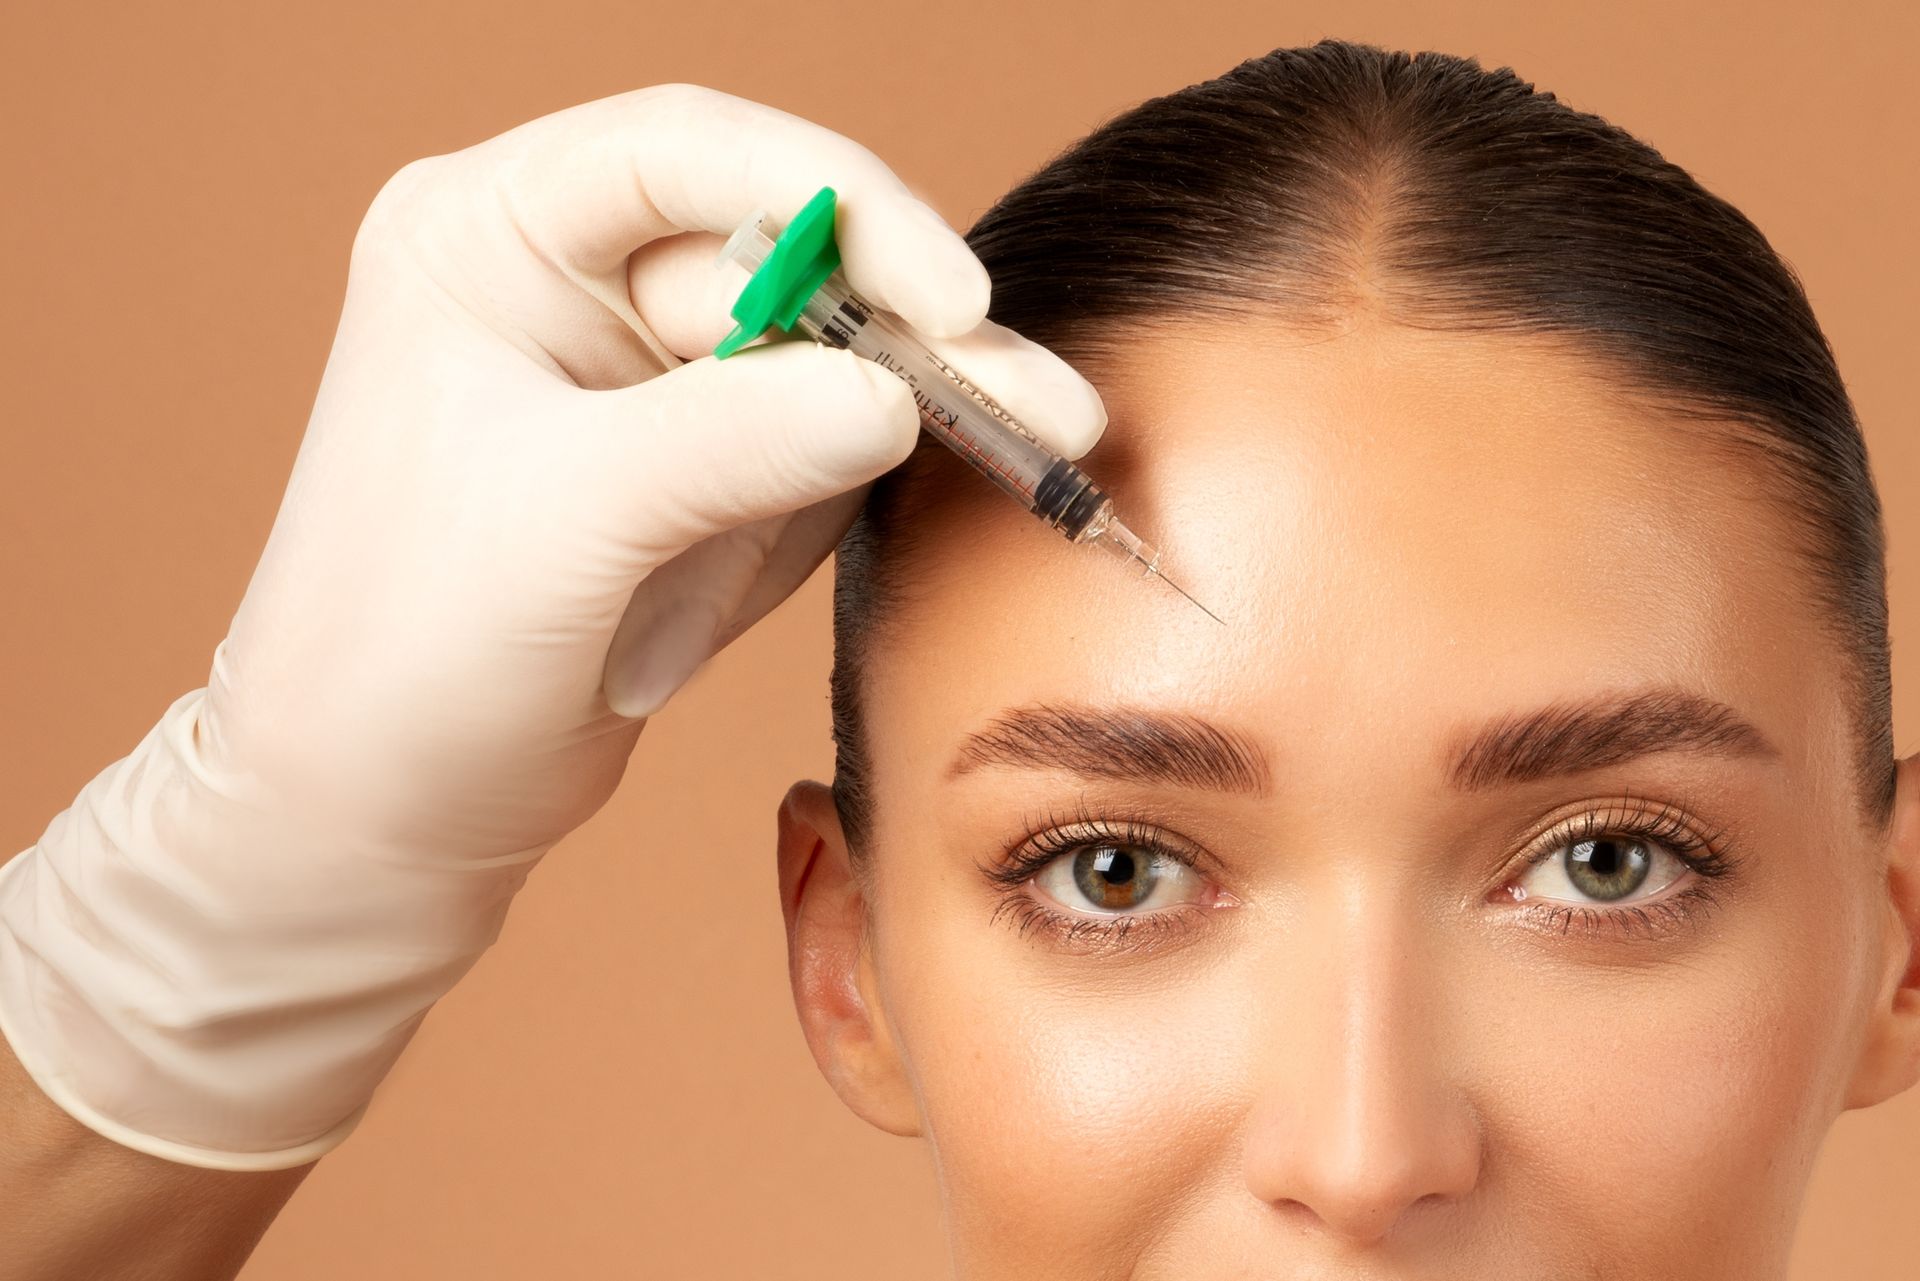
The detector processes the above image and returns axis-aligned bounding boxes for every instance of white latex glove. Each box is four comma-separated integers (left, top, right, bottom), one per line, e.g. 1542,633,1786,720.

0,84,1105,1170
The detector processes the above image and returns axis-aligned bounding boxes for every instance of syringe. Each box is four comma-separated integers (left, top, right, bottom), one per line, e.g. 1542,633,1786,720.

711,187,1223,626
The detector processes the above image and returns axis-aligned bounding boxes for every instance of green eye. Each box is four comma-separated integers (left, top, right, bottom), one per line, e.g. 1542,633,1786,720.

1519,833,1683,907
1564,837,1652,901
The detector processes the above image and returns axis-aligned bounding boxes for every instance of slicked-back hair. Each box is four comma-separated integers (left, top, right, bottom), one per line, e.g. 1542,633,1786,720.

827,38,1894,861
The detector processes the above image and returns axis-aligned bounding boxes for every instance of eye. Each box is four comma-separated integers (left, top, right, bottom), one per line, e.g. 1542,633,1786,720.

1490,798,1742,942
983,810,1237,957
1031,842,1209,916
1514,833,1689,906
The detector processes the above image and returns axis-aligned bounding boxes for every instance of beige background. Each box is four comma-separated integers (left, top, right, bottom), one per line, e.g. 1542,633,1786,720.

3,1,1915,1276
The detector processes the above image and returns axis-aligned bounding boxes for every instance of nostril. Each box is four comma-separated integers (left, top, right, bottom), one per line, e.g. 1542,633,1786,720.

1268,1184,1448,1245
1249,1129,1482,1246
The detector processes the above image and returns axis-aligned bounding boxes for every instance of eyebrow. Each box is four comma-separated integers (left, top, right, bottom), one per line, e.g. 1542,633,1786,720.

1444,686,1779,791
943,687,1778,795
945,703,1273,794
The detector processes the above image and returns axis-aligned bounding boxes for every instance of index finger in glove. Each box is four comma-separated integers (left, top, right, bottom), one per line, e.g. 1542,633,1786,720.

465,83,991,339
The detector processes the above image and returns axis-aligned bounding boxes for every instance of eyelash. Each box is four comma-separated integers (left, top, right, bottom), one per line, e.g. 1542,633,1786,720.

984,792,1742,956
1505,792,1740,940
984,806,1212,958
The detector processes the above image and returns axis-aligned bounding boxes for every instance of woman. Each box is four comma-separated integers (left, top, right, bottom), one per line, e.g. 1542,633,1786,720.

773,42,1920,1278
2,38,1913,1281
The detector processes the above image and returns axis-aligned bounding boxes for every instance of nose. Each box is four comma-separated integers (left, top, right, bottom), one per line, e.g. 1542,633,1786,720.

1241,893,1483,1243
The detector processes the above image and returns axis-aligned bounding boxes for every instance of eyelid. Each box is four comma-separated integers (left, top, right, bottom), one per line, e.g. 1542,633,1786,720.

990,895,1207,958
1507,792,1736,883
985,800,1226,890
1489,791,1744,941
985,835,1230,961
979,803,1235,959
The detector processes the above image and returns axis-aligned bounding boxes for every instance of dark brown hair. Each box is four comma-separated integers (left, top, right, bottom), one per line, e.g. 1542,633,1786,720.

828,39,1894,857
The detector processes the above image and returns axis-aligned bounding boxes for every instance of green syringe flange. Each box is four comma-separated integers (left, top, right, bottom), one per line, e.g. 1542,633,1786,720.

713,186,841,359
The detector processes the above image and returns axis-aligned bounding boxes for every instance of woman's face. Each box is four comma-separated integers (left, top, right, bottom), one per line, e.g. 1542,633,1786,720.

779,315,1919,1280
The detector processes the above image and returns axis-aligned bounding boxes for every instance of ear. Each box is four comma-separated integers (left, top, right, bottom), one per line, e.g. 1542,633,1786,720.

775,780,920,1136
1845,753,1920,1110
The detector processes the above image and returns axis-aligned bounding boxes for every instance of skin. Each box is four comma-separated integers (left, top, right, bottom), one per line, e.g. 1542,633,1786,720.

0,1035,311,1279
777,312,1920,1280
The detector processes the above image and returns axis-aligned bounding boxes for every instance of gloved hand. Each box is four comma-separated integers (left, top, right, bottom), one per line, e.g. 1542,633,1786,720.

0,84,1105,1170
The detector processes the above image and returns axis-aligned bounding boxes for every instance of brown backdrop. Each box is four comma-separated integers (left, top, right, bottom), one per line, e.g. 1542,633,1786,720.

3,2,1915,1276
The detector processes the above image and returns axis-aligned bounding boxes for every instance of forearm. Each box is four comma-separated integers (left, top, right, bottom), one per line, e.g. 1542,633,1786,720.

0,1032,312,1281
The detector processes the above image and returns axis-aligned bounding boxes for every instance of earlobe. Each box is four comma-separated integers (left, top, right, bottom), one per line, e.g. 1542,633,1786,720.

1844,754,1920,1110
774,780,921,1137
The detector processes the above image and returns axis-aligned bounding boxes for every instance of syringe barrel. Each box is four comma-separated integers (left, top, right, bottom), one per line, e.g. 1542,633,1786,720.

718,219,1113,543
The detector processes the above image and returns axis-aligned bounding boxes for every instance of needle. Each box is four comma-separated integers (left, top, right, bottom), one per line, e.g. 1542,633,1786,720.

1151,565,1226,625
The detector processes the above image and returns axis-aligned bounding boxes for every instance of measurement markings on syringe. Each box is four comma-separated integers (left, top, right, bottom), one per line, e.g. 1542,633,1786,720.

939,421,1038,499
925,352,1050,449
819,297,1051,452
863,346,1039,499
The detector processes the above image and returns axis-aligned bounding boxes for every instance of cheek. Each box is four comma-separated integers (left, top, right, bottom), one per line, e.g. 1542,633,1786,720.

1471,910,1862,1266
872,910,1247,1270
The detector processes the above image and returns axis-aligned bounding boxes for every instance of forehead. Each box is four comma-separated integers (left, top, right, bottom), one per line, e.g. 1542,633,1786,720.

862,316,1832,794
